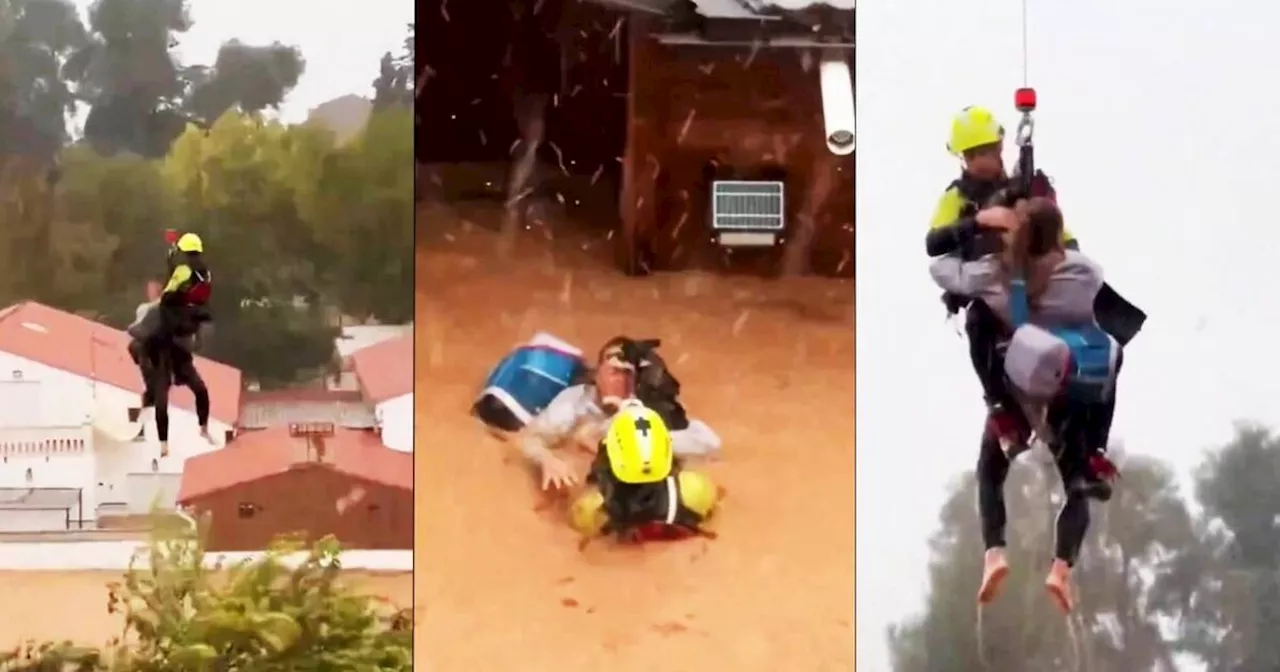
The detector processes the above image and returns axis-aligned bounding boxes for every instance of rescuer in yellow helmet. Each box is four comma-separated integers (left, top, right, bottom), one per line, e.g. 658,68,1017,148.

925,106,1076,460
128,230,215,457
569,400,720,541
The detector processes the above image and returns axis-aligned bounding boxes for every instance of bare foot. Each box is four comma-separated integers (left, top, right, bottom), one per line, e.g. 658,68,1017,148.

199,426,214,444
159,441,169,458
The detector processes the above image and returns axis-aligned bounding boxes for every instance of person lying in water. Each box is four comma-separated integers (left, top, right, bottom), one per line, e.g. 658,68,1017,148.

930,197,1122,613
520,337,722,490
569,400,721,542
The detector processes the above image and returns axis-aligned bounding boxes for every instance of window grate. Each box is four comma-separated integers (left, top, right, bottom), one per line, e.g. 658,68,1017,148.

711,181,785,231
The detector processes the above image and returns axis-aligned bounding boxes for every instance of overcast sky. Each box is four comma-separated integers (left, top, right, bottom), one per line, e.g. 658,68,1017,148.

855,0,1280,668
73,0,412,123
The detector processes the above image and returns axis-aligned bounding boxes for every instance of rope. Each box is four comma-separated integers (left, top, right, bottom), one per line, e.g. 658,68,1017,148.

1021,0,1030,86
976,602,990,670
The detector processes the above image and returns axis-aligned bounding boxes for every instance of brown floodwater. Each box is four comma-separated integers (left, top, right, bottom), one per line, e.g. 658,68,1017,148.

415,201,855,671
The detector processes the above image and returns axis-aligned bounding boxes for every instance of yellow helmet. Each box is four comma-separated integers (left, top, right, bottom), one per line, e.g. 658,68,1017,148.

603,403,673,484
947,106,1005,156
176,232,204,253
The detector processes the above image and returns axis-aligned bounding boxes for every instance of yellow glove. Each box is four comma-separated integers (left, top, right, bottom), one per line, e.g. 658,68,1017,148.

569,488,609,537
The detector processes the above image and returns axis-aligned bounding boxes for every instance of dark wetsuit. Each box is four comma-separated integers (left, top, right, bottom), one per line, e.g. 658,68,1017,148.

133,251,213,441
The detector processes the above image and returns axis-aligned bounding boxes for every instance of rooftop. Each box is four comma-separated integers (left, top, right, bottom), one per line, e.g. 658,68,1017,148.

177,426,412,503
0,302,242,424
335,324,413,359
350,333,413,404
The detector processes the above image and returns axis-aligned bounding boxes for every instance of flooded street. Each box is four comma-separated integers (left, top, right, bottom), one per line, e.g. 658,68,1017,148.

415,201,855,670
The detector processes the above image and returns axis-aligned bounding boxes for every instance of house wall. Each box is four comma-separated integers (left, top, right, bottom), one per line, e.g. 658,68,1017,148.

621,22,854,276
0,430,92,529
376,394,413,453
185,467,413,552
0,509,71,532
0,540,412,570
0,352,233,520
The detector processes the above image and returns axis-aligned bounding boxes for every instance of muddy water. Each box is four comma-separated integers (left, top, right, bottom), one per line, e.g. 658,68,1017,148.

416,203,856,670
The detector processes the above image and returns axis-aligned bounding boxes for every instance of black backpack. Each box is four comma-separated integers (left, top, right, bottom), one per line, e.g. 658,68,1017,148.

616,338,690,431
587,450,706,541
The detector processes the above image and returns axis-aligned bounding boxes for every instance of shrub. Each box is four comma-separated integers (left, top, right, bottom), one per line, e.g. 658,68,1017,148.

0,523,411,671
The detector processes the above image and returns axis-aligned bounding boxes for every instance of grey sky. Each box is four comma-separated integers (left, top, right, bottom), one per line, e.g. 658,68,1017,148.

73,0,412,122
855,0,1280,669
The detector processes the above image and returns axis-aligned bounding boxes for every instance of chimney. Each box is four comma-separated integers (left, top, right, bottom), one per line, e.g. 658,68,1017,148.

288,422,336,464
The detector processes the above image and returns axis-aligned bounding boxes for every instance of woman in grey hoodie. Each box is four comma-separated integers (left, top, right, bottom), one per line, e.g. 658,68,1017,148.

930,198,1120,614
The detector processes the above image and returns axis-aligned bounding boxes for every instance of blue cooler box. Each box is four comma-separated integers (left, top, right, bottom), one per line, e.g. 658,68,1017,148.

473,333,587,432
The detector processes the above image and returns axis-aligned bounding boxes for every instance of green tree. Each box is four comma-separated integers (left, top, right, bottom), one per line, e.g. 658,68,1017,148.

1166,425,1280,672
65,0,305,157
888,450,1201,671
372,23,413,110
305,105,414,324
64,0,194,157
0,524,411,670
0,0,87,158
54,144,176,320
162,112,338,387
184,39,306,122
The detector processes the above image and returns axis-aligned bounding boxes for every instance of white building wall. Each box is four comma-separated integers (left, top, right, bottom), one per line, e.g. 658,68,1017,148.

125,473,183,514
0,510,71,532
376,393,412,453
0,351,234,521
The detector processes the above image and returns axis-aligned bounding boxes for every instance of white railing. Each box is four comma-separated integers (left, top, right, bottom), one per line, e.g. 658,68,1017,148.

0,425,93,456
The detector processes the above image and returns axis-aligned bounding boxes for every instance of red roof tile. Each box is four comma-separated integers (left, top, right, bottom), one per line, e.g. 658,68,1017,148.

350,333,412,403
0,301,242,424
176,426,412,502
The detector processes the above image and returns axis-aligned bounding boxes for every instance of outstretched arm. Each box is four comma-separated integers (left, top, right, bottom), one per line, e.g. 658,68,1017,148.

519,385,597,466
671,419,722,457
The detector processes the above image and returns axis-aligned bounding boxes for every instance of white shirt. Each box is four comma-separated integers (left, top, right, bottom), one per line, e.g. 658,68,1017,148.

519,384,722,462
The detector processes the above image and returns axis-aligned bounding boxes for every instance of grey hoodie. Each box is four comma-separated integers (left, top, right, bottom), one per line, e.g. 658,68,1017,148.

930,249,1104,328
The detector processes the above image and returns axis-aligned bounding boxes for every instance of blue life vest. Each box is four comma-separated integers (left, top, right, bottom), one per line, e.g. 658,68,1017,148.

1050,323,1119,403
473,333,586,432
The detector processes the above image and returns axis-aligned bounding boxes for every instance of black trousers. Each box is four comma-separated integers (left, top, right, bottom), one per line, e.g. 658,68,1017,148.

129,337,210,442
965,300,1011,407
976,392,1117,565
968,296,1123,563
